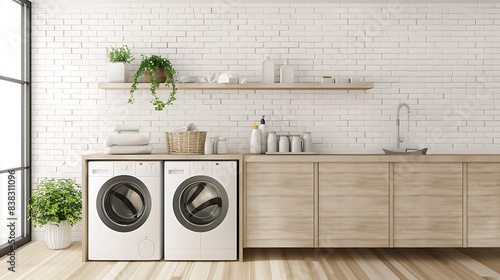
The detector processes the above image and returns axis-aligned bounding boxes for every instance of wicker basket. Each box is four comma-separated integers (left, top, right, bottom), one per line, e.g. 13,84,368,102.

165,131,207,154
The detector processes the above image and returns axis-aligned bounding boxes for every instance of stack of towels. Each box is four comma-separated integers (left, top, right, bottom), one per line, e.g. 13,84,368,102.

104,124,153,155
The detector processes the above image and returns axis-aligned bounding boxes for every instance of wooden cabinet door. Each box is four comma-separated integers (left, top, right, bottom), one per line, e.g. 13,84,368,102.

319,163,389,247
468,163,500,247
394,163,462,247
245,162,314,247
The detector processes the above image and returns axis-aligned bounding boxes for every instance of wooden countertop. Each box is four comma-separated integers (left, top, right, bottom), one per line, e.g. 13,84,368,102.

83,153,500,163
82,153,243,161
244,154,500,163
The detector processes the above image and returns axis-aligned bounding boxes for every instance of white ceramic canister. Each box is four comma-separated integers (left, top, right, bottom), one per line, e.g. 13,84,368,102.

204,137,214,155
303,132,313,152
267,132,278,153
217,137,227,154
211,137,218,154
278,135,290,153
290,135,303,153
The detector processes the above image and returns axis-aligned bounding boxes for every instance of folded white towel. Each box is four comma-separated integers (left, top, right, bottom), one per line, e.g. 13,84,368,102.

114,124,140,132
104,132,150,147
104,144,153,155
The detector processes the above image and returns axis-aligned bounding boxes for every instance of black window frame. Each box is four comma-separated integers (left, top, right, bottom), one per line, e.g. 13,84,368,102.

0,0,31,257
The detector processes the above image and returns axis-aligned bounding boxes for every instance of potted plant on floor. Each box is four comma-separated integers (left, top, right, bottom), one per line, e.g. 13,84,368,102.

107,45,134,83
129,54,178,111
27,178,82,250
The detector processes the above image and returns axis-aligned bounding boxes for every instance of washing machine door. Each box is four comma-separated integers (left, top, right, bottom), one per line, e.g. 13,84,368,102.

96,175,151,232
173,175,229,233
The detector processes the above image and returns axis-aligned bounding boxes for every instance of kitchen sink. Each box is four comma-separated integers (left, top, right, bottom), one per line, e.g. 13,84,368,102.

382,148,428,155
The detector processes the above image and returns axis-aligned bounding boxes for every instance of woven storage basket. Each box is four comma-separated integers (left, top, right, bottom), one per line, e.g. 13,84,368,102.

165,131,207,154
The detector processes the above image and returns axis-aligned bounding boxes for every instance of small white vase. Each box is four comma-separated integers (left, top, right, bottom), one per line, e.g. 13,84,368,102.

45,220,72,250
108,62,129,83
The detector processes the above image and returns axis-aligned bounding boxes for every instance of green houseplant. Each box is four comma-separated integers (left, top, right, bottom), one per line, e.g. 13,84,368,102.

130,54,178,111
107,45,135,83
28,178,82,249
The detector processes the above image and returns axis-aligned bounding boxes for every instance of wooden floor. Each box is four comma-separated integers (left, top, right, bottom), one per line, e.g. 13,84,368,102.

1,242,500,280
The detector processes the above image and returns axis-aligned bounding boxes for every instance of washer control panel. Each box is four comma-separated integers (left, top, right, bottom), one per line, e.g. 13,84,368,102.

136,162,161,177
113,162,135,175
190,161,211,176
212,161,237,177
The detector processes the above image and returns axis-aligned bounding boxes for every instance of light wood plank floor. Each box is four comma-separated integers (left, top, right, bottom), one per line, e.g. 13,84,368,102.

1,242,500,279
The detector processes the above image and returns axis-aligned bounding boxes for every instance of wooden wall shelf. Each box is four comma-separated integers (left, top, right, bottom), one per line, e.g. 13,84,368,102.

97,82,374,91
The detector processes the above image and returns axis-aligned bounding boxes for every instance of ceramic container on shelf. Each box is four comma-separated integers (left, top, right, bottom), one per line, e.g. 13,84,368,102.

280,58,295,83
290,135,303,153
321,76,334,83
211,137,218,154
261,54,274,83
335,77,350,83
108,62,129,83
45,220,71,250
217,138,227,154
278,135,290,153
303,132,313,152
267,132,278,153
204,137,214,155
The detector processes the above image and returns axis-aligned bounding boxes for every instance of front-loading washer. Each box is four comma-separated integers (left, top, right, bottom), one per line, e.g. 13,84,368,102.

164,161,237,260
88,161,163,260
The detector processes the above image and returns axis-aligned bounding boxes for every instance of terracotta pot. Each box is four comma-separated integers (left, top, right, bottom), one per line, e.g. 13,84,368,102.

45,220,72,249
144,67,167,83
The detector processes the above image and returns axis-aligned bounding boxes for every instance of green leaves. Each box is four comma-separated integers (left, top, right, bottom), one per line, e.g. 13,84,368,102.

27,178,83,228
107,45,135,64
129,54,178,111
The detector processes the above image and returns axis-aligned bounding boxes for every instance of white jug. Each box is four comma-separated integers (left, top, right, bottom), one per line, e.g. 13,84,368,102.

303,132,313,152
290,135,303,153
267,132,278,153
278,135,290,153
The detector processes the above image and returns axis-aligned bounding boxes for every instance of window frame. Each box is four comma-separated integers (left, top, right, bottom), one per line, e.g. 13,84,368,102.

0,0,31,257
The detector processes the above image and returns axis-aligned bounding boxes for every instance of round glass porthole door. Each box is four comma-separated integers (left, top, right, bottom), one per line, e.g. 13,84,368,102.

96,175,151,232
173,175,229,233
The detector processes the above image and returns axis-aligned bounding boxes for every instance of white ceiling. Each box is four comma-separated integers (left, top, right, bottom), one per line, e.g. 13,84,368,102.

30,0,495,4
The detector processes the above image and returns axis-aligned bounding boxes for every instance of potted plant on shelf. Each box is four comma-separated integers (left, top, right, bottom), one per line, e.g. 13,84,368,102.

107,45,134,83
27,178,82,250
130,54,177,111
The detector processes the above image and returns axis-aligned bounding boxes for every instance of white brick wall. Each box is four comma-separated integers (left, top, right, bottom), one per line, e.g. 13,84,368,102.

31,2,500,240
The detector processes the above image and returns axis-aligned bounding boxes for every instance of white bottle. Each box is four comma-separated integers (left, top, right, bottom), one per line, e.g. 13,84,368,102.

280,58,294,83
250,125,262,154
212,137,218,154
259,115,269,154
204,137,213,155
303,132,313,152
261,54,274,83
217,137,227,154
267,132,278,153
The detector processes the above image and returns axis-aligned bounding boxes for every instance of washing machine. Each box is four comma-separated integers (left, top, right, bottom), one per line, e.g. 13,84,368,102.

164,161,237,260
88,161,163,260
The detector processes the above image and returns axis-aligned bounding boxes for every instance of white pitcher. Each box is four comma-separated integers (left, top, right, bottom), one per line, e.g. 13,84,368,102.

290,135,303,153
278,135,290,153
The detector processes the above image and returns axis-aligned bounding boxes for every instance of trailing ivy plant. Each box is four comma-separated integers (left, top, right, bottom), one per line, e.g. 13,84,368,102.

27,178,82,228
106,45,134,64
130,54,178,111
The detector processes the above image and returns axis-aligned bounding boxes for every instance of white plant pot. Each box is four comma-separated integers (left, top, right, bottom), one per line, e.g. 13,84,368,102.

45,220,72,250
108,62,129,83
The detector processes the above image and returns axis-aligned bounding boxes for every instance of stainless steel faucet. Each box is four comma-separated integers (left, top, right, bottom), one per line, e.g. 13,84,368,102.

397,103,410,148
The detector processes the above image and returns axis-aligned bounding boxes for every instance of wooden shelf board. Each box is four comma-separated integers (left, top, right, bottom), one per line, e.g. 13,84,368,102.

97,82,374,91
